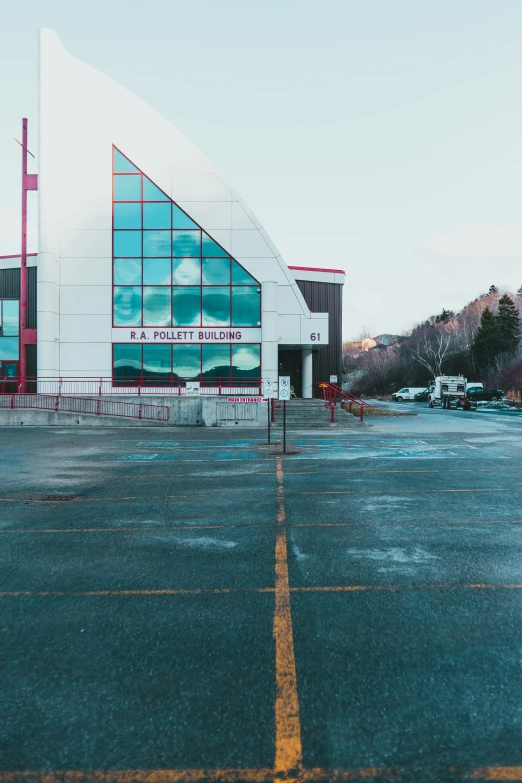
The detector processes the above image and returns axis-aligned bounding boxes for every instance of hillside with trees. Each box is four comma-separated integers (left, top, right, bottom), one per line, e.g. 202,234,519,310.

344,286,522,396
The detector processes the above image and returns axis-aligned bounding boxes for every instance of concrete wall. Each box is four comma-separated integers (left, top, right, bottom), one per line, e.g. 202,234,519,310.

0,397,269,427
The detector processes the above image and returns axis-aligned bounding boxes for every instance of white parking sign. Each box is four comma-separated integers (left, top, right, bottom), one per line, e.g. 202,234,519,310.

263,378,274,398
278,376,291,401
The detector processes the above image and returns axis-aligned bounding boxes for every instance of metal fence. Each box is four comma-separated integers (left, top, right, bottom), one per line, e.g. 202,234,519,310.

0,394,170,422
0,377,261,397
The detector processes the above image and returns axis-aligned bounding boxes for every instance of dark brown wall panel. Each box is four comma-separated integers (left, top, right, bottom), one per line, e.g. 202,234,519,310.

295,279,343,392
0,267,37,328
0,268,20,298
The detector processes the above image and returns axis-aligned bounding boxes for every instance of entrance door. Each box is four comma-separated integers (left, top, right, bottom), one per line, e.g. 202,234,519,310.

278,350,302,398
1,362,19,394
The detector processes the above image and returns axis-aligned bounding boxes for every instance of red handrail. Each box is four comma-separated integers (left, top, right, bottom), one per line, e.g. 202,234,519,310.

316,382,375,422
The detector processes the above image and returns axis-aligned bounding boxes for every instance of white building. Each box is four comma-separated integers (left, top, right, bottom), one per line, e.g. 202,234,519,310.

0,30,345,398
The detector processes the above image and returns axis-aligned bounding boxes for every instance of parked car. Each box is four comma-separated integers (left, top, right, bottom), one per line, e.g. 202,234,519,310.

392,387,427,402
414,387,431,402
466,387,503,402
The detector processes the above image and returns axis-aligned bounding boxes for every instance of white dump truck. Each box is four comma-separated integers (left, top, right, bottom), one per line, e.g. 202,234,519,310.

428,375,477,410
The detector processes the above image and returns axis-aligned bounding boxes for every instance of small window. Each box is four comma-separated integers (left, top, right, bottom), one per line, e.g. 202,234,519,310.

143,287,171,326
173,344,201,379
114,231,142,257
114,258,142,285
144,202,172,229
202,234,228,257
172,287,201,326
202,287,230,326
114,203,142,229
143,230,171,257
113,174,142,201
173,230,201,257
114,287,142,326
113,149,140,173
202,257,230,285
173,204,198,230
143,177,168,201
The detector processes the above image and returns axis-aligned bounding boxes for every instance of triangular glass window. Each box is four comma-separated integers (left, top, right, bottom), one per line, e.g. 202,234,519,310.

113,148,261,335
113,148,140,173
173,204,198,230
232,261,257,285
144,177,169,201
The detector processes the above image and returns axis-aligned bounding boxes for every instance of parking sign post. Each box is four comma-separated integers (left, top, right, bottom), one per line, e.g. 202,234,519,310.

263,379,274,444
278,376,290,454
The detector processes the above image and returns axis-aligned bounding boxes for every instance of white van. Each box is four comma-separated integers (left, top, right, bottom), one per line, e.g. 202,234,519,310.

392,387,427,402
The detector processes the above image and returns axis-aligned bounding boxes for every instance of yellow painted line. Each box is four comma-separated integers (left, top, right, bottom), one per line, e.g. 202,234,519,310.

290,584,522,592
0,772,274,783
0,588,275,598
0,495,208,503
0,524,270,534
274,455,303,780
299,489,513,495
1,769,520,783
473,768,522,781
293,520,522,528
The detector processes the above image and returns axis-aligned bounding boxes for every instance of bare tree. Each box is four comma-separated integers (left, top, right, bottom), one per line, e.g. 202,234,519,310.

408,323,458,378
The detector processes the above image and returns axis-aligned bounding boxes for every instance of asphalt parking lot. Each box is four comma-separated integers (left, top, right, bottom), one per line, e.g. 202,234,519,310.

2,405,522,782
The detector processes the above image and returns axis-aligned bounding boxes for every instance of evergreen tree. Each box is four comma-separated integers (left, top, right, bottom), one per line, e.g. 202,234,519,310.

488,284,499,295
497,293,520,356
472,307,500,371
435,308,454,323
517,284,522,297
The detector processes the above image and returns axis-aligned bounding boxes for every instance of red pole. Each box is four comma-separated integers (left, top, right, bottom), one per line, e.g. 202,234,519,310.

20,119,28,393
19,118,37,394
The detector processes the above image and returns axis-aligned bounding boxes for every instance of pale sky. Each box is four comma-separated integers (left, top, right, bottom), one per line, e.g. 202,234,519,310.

1,0,522,339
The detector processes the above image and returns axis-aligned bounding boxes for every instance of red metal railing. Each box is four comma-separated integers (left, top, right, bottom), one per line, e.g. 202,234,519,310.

0,377,261,397
316,382,375,422
0,394,169,422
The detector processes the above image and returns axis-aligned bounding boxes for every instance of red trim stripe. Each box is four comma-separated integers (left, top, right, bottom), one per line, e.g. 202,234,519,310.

288,265,345,274
0,253,37,259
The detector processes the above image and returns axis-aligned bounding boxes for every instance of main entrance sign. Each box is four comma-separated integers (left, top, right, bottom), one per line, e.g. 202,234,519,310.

112,328,261,344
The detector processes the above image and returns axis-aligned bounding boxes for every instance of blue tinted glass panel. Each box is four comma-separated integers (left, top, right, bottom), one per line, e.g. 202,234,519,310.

143,230,171,257
144,202,172,229
114,287,142,326
173,344,201,379
113,149,140,173
144,344,171,386
202,344,230,380
113,344,142,384
114,203,142,229
144,258,171,285
113,175,142,201
172,287,201,326
173,204,198,230
173,230,201,257
143,287,171,326
114,258,142,285
202,287,230,326
114,231,142,257
232,261,257,285
0,337,19,360
202,257,230,285
202,234,228,256
232,345,260,379
3,300,19,336
173,258,201,285
144,177,168,201
232,286,260,326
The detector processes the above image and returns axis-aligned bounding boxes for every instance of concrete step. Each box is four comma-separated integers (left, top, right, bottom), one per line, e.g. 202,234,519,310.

272,400,360,428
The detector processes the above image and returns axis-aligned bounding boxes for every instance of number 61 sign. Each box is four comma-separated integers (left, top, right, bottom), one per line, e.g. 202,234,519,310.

310,332,321,342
